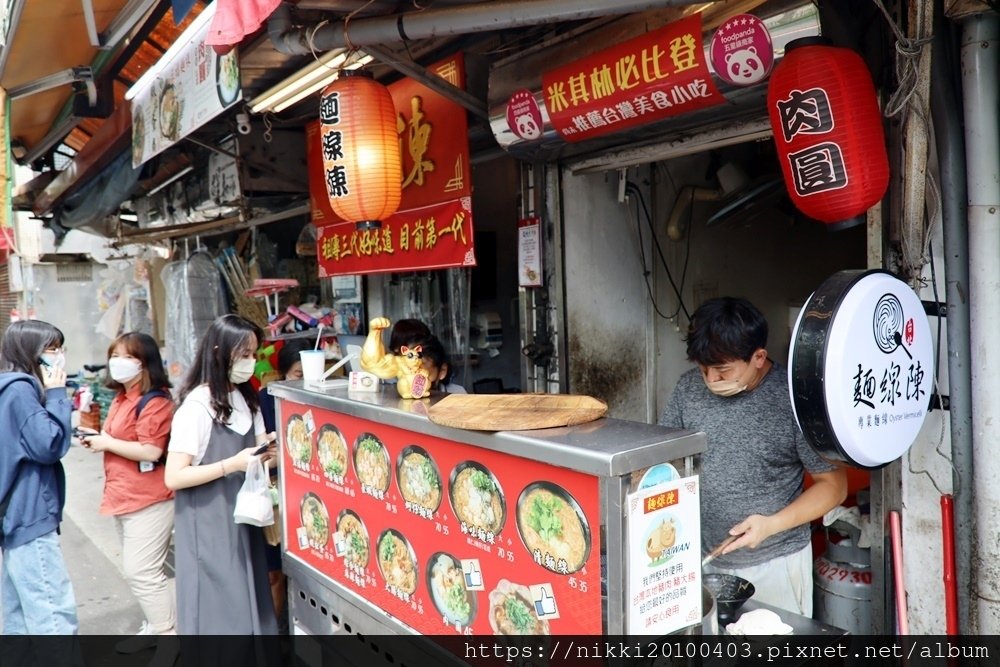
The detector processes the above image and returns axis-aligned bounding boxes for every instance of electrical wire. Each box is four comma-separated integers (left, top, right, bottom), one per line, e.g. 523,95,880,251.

906,238,957,498
627,184,675,321
625,182,692,322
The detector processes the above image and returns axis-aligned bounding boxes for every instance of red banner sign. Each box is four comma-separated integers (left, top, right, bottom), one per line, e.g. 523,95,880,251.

317,197,476,277
308,54,471,226
280,400,603,636
541,14,723,142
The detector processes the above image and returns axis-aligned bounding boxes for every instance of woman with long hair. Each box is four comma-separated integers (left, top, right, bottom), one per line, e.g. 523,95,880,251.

79,332,176,646
0,320,78,634
164,314,278,635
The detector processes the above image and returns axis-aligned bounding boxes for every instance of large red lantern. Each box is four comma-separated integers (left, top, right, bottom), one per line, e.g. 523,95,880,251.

767,37,889,226
319,71,402,230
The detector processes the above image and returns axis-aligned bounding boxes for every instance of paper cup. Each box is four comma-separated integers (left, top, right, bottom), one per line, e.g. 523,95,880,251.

300,350,326,383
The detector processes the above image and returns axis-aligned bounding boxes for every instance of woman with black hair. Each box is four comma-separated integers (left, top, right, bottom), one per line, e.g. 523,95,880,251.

165,314,278,635
80,332,176,645
0,319,78,634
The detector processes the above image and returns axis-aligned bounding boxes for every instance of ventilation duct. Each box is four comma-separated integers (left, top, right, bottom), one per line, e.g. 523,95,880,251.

488,1,820,164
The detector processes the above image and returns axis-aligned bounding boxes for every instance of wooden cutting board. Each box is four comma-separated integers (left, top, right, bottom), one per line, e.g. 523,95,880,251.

427,393,608,431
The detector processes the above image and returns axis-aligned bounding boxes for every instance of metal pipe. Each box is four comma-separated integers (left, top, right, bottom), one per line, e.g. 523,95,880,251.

962,11,1000,634
941,495,959,635
268,0,705,55
930,17,973,634
890,510,908,635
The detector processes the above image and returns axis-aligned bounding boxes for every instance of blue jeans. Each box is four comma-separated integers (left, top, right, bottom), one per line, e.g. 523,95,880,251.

2,530,79,634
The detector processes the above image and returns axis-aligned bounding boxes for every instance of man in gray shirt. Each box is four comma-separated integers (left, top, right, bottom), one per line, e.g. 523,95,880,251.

659,297,847,617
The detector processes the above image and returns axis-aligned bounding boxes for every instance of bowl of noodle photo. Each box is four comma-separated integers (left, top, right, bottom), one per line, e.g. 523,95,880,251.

515,482,591,574
353,433,390,494
286,415,312,470
376,529,418,595
335,509,369,568
216,50,240,106
427,552,476,626
488,579,549,635
299,493,330,549
317,424,349,481
448,461,505,536
396,445,442,513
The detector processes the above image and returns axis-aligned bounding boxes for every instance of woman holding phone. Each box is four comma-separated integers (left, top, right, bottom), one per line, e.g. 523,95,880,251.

164,314,278,636
79,332,176,646
0,320,78,635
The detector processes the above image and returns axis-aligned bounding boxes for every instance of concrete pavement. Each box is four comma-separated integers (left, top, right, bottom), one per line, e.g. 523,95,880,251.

61,441,147,635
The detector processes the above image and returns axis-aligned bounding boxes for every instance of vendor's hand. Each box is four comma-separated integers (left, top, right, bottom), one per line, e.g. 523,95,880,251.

369,317,390,332
83,433,114,453
41,365,66,389
725,514,778,552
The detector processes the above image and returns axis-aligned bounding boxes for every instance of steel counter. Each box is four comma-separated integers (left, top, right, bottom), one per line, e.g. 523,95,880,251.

268,381,705,658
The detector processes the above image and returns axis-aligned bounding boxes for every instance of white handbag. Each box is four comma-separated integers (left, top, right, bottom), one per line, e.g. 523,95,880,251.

233,456,275,527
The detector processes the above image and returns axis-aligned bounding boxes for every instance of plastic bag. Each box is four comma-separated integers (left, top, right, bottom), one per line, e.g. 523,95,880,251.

233,456,274,527
262,479,282,546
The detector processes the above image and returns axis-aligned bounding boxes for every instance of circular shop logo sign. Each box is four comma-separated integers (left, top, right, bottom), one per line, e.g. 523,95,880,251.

505,89,544,141
789,270,934,469
710,14,774,86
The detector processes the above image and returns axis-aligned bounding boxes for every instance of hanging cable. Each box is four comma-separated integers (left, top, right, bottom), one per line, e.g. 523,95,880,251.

626,182,691,322
628,184,675,321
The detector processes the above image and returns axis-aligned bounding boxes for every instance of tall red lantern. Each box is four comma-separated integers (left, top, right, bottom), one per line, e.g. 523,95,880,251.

767,37,889,226
319,71,402,230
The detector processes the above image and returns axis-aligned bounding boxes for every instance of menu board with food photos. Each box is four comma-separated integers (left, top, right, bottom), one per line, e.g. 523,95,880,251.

280,400,603,636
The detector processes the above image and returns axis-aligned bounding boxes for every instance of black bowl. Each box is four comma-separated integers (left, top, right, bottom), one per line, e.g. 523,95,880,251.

703,573,755,624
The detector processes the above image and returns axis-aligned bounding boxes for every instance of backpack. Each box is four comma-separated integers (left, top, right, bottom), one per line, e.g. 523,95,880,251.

135,388,172,465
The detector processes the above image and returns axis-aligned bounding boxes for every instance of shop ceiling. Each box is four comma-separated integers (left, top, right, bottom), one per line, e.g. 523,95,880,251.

2,0,765,237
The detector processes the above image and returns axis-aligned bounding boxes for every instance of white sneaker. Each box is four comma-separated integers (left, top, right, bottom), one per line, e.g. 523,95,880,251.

115,621,158,654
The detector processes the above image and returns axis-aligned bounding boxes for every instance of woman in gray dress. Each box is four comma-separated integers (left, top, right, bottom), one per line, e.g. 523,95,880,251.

165,315,278,642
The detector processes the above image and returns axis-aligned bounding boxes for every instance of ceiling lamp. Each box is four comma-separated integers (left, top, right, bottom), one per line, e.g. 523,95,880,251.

767,37,889,228
319,70,402,231
249,51,373,114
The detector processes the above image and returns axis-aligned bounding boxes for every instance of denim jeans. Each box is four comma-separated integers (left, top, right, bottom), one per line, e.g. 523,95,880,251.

2,530,79,634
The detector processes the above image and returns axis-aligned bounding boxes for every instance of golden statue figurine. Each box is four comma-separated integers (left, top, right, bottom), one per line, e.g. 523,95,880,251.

360,317,432,399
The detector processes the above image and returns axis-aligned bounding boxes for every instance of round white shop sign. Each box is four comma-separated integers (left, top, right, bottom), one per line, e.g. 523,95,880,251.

788,270,934,469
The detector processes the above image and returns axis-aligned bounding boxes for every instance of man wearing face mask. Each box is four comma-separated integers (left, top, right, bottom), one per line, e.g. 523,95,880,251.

658,297,846,617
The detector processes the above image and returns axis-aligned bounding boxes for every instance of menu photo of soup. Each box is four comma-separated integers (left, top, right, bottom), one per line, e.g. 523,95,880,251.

298,492,330,551
317,424,349,484
286,414,313,472
427,552,476,628
397,445,442,519
377,529,418,601
334,509,369,570
449,461,505,542
515,482,591,575
354,433,391,499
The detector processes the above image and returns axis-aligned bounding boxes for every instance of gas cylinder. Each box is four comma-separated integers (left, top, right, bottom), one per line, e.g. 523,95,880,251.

813,520,873,634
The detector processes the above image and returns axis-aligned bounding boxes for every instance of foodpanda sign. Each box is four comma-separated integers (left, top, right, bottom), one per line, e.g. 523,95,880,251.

788,270,934,469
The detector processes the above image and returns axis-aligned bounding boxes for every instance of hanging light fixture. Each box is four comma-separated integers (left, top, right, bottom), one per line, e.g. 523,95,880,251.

319,70,402,231
767,37,889,228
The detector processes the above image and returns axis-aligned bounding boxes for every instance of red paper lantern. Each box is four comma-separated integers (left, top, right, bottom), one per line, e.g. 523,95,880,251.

767,37,889,225
319,71,402,229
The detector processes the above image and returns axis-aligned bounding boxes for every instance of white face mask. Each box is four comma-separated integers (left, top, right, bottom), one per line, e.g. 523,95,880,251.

41,351,66,370
109,357,142,383
229,358,256,384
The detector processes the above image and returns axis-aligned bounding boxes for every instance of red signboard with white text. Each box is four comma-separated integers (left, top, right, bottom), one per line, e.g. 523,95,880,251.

280,400,603,636
307,54,474,276
541,15,723,142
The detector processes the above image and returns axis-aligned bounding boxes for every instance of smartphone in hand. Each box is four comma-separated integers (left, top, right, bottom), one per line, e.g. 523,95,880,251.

254,440,276,456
